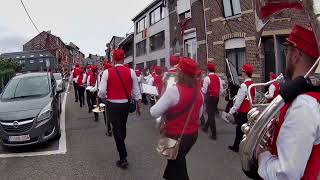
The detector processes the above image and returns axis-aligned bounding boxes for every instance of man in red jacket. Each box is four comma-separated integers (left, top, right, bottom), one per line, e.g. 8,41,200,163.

98,49,142,169
228,64,255,152
265,73,280,102
257,25,320,180
202,62,224,140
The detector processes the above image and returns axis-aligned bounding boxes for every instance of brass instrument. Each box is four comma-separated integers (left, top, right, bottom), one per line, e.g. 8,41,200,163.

239,0,320,175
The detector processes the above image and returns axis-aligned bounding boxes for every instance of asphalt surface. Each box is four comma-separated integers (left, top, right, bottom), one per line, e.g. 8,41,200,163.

0,86,249,180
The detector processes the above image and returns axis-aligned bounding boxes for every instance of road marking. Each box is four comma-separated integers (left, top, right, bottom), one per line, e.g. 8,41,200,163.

0,83,70,158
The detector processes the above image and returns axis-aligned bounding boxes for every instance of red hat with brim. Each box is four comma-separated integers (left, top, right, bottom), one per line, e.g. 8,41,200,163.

177,57,198,76
207,63,216,71
271,73,277,80
242,64,254,75
155,66,163,75
103,62,113,69
91,65,98,72
170,56,180,66
113,49,125,61
287,25,319,59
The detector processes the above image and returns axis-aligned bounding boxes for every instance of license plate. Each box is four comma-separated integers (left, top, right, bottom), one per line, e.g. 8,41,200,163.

8,135,30,142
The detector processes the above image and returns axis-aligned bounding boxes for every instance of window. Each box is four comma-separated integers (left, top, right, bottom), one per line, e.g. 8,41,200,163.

136,40,147,57
150,31,165,52
150,6,165,25
226,48,245,75
136,63,145,70
160,58,166,67
179,10,191,21
39,59,43,63
146,60,158,70
173,39,181,55
223,0,241,18
177,0,191,15
184,38,197,60
136,17,146,34
30,60,34,64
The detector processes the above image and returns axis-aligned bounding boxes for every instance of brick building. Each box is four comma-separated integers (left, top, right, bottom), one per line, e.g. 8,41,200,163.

203,0,309,82
23,31,84,69
168,0,207,69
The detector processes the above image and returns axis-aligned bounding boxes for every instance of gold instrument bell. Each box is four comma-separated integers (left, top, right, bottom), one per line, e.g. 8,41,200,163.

92,103,106,113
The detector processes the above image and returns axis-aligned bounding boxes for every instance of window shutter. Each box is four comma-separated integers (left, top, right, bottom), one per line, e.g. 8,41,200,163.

177,0,191,15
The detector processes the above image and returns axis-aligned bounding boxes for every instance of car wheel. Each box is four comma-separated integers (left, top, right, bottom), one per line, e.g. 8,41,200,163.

53,112,61,140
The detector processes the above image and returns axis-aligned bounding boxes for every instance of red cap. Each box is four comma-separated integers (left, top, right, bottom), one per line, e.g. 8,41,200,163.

177,57,198,76
155,66,163,75
91,65,98,72
113,49,125,61
242,64,254,75
207,63,216,71
78,68,84,74
75,63,80,68
287,25,319,59
124,64,129,68
170,56,180,66
271,73,277,80
103,61,113,69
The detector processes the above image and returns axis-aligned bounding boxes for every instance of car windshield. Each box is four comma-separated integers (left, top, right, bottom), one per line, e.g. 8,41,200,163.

53,73,62,80
1,75,50,100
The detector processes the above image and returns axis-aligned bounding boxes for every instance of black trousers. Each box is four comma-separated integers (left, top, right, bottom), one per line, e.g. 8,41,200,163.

163,133,198,180
87,91,98,119
232,112,248,150
106,101,129,160
225,100,234,113
204,96,219,136
100,98,112,132
73,81,78,101
142,93,148,105
78,86,85,107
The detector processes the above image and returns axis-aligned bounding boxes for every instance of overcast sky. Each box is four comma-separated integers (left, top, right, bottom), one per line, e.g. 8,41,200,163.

0,0,153,56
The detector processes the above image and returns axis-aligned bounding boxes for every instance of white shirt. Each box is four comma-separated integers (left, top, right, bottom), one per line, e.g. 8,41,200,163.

265,84,276,99
201,73,224,95
229,78,252,114
150,85,204,120
148,77,154,85
258,94,320,180
82,73,87,85
98,64,142,103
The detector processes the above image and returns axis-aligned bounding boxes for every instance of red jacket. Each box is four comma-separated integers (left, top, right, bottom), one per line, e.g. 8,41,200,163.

271,92,320,180
107,66,132,100
76,74,84,87
88,73,97,87
164,84,204,136
238,80,255,113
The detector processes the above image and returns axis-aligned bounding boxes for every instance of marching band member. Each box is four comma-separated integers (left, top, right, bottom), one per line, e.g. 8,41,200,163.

150,57,204,180
201,62,224,140
264,73,280,102
87,65,99,121
85,66,92,111
149,66,164,105
72,64,80,102
228,64,255,152
135,67,143,92
98,49,142,169
76,68,86,107
168,55,180,73
258,25,320,180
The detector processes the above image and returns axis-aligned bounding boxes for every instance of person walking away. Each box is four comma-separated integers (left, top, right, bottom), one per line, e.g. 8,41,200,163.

76,68,86,107
257,25,320,180
150,57,204,180
72,64,80,102
201,62,224,140
87,65,99,121
98,49,142,169
264,73,280,102
227,64,255,152
148,66,164,105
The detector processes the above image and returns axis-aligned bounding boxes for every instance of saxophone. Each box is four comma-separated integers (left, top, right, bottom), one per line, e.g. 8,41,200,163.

239,0,320,173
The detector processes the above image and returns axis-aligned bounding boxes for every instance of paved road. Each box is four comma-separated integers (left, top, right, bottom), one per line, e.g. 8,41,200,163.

0,86,248,180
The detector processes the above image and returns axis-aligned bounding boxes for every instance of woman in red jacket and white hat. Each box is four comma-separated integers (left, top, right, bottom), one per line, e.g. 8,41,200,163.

150,57,204,180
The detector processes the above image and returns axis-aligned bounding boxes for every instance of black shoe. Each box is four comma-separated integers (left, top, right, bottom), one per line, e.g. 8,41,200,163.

94,117,99,122
228,146,239,152
210,134,217,140
75,100,78,102
106,131,112,137
202,127,208,133
116,159,128,169
80,104,82,108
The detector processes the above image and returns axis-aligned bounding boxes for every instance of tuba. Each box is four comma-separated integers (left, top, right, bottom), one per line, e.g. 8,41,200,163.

239,0,320,176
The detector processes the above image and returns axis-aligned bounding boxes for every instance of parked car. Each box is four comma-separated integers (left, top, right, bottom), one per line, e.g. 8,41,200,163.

53,73,65,92
0,72,61,146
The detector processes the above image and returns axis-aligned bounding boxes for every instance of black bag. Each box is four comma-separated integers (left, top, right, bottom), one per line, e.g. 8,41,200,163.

114,67,137,113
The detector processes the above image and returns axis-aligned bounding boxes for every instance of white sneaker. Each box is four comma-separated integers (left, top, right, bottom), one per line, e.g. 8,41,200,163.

221,112,231,123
